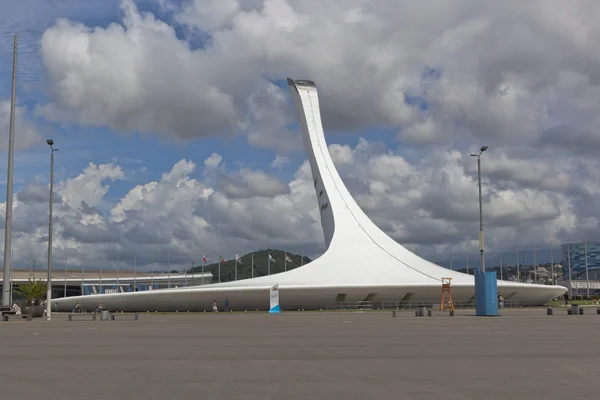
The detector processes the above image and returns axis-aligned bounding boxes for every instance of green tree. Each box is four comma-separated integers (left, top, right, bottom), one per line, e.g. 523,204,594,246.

13,279,47,305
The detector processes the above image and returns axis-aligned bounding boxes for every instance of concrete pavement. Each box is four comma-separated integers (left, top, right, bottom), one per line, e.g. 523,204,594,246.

0,309,598,399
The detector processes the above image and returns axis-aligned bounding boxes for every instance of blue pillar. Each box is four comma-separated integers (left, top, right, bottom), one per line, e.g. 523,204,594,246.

475,270,498,316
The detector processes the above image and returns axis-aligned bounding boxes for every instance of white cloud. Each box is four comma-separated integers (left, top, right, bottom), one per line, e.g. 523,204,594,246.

270,154,289,169
34,0,600,154
1,139,597,272
0,101,42,150
204,153,222,169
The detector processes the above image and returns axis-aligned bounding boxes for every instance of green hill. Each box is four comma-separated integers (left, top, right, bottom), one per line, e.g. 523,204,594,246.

189,249,312,283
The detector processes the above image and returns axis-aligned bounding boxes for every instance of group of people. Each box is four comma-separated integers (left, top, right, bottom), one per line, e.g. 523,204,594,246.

212,298,229,312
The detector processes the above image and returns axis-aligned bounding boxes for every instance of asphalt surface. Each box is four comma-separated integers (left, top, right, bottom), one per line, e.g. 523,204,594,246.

0,309,598,399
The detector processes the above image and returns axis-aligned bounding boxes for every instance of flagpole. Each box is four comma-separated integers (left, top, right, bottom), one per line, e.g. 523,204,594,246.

285,253,287,272
499,251,503,280
235,257,238,281
167,252,171,288
533,239,537,284
450,246,453,270
99,248,103,294
151,252,154,290
268,253,270,275
251,252,254,278
116,250,120,292
218,256,221,283
133,251,137,292
550,240,554,285
301,253,303,266
202,256,205,285
64,249,67,298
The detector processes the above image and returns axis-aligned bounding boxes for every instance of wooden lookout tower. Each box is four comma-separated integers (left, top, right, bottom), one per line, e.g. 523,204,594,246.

440,278,455,311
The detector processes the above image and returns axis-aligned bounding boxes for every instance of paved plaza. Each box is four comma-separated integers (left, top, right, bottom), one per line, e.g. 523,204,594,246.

0,309,598,399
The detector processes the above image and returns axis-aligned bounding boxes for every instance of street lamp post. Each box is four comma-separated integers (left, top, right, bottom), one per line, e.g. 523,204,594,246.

2,33,18,307
470,146,488,273
46,139,56,320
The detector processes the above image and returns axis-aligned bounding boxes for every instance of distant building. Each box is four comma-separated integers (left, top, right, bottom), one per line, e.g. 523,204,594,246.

561,242,600,280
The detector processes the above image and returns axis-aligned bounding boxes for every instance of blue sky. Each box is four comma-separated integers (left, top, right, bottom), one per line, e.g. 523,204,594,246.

0,1,288,200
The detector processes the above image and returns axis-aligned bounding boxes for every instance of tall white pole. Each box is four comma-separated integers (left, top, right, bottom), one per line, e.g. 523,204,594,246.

64,248,67,298
133,252,137,292
46,142,55,320
284,254,287,272
477,155,485,272
218,260,221,283
516,248,520,282
533,240,536,284
465,244,469,274
116,250,120,291
567,244,573,297
235,258,238,281
99,249,103,294
301,253,304,266
584,241,590,297
2,33,17,306
251,252,254,278
450,246,453,270
268,253,271,275
167,252,171,288
499,252,503,281
549,240,554,285
202,257,205,285
151,252,154,289
81,252,85,294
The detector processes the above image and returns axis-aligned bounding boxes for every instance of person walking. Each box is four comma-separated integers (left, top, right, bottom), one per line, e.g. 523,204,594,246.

497,294,504,310
212,300,218,312
225,298,229,312
563,292,569,308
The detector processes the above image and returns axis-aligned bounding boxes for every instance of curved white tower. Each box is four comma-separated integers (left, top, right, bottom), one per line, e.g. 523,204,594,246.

52,79,565,312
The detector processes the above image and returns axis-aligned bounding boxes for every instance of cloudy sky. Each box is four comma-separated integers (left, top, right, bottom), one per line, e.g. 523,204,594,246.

1,0,599,272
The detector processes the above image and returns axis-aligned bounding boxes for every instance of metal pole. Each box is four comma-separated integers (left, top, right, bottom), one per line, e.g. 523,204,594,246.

64,249,67,298
268,254,271,275
46,143,55,320
567,244,572,297
533,240,536,284
2,33,18,306
584,241,590,297
167,252,171,288
450,246,453,270
235,258,238,281
116,250,120,291
466,244,469,274
99,249,103,294
251,252,254,278
134,252,137,292
499,252,503,280
151,252,154,289
477,156,485,272
218,260,221,283
550,240,554,285
81,252,85,292
516,248,520,282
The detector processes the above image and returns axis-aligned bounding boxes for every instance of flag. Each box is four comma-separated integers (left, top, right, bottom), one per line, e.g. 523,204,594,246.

268,254,275,262
285,253,292,263
202,255,207,264
219,255,226,263
236,254,242,263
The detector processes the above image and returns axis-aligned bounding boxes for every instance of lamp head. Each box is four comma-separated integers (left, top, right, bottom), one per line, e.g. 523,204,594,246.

47,139,54,146
480,145,488,152
470,153,477,157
